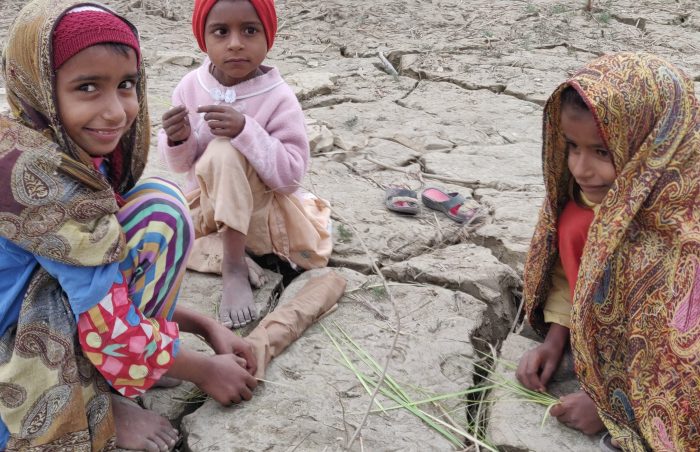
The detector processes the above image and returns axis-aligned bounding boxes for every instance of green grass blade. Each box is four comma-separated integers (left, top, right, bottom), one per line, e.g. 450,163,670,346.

321,323,386,413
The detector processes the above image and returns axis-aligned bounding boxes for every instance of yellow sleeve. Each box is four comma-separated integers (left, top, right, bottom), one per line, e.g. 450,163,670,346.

543,259,572,328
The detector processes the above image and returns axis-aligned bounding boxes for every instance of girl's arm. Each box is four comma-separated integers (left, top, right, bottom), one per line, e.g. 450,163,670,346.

157,128,199,173
158,79,201,173
36,257,180,397
78,290,257,403
516,324,569,392
37,256,257,402
516,259,571,392
165,347,257,405
231,87,309,194
75,273,180,397
172,306,257,374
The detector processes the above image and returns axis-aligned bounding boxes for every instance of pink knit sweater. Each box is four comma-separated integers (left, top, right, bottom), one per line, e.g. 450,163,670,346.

158,59,309,195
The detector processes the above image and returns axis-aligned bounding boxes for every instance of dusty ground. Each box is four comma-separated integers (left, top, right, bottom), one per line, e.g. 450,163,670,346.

1,0,700,450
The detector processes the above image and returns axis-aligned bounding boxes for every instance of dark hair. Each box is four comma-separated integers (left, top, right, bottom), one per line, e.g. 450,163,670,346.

560,86,589,111
561,86,591,208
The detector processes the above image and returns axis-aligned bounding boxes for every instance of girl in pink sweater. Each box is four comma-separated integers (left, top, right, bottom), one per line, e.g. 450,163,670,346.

159,0,332,329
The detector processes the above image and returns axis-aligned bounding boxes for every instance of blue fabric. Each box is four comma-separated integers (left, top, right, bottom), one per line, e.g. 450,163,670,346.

0,239,36,338
0,237,119,444
36,255,120,317
0,421,7,450
0,238,120,337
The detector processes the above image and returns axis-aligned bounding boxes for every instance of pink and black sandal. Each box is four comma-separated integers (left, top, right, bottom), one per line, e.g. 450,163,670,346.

421,187,485,225
385,186,419,215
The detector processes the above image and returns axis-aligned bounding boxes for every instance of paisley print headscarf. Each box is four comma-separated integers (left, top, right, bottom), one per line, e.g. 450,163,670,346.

524,52,700,450
0,0,149,449
1,0,150,265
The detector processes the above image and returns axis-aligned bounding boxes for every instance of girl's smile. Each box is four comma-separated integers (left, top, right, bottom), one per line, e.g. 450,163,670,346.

55,45,139,157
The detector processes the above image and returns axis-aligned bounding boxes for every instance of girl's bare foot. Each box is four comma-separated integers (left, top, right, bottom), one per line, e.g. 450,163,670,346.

221,228,258,329
245,255,268,288
221,261,258,328
111,394,179,452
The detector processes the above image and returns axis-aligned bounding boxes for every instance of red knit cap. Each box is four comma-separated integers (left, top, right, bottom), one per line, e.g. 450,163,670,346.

53,7,141,70
192,0,277,52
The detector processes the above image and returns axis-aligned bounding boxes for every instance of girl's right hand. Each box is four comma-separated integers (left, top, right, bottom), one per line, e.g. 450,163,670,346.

196,354,258,405
516,323,569,392
162,105,191,145
202,320,258,375
516,342,565,392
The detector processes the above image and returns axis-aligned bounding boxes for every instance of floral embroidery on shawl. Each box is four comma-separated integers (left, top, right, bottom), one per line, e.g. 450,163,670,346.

523,52,700,450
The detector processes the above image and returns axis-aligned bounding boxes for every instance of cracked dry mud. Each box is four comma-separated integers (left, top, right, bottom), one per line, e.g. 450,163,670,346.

1,0,699,450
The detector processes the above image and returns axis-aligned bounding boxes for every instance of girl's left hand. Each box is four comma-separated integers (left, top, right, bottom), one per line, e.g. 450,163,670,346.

550,390,605,435
198,104,246,138
204,321,257,375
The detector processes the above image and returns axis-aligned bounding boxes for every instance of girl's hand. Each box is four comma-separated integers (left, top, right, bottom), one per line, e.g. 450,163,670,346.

516,342,564,392
204,321,257,375
550,390,605,435
196,354,258,405
162,105,191,145
516,323,569,392
198,104,245,138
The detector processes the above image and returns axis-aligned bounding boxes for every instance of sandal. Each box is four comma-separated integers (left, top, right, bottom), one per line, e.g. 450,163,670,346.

385,186,419,215
421,187,485,225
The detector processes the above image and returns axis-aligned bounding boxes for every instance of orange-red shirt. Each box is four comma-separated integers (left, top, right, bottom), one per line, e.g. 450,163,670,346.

557,199,595,301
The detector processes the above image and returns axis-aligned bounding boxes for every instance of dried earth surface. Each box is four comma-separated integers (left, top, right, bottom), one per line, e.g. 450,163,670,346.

1,0,699,450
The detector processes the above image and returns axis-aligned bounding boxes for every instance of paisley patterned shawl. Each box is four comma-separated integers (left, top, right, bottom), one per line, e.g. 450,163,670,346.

523,52,700,450
0,0,150,265
0,0,149,449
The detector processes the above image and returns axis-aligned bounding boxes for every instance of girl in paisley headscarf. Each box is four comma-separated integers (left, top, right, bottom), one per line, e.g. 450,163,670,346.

517,52,700,450
0,1,259,450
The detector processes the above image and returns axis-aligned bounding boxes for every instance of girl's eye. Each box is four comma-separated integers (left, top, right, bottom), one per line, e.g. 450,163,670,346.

565,141,577,151
597,149,611,159
244,26,258,35
213,27,228,36
79,83,97,92
120,80,136,89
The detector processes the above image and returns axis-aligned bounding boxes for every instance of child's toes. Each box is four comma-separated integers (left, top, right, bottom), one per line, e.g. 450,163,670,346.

232,306,258,328
219,309,235,329
245,256,267,289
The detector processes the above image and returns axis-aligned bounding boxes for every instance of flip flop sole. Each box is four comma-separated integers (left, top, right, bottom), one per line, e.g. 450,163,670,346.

385,188,419,215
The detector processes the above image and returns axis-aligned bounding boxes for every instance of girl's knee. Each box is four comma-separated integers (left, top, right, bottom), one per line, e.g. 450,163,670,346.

124,177,189,207
196,139,247,174
118,184,194,240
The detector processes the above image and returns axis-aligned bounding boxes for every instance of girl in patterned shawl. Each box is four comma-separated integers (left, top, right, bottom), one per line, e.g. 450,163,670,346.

517,52,700,450
0,1,259,450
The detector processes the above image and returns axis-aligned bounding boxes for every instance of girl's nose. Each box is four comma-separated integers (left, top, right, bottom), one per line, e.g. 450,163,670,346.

227,34,243,50
101,93,127,124
571,153,593,179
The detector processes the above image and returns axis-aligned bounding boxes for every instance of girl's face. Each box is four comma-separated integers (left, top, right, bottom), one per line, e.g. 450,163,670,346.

561,105,616,204
55,45,139,157
205,0,268,86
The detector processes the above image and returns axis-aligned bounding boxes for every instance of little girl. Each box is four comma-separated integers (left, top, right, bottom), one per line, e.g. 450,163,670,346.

0,1,257,450
159,0,332,329
518,52,700,450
